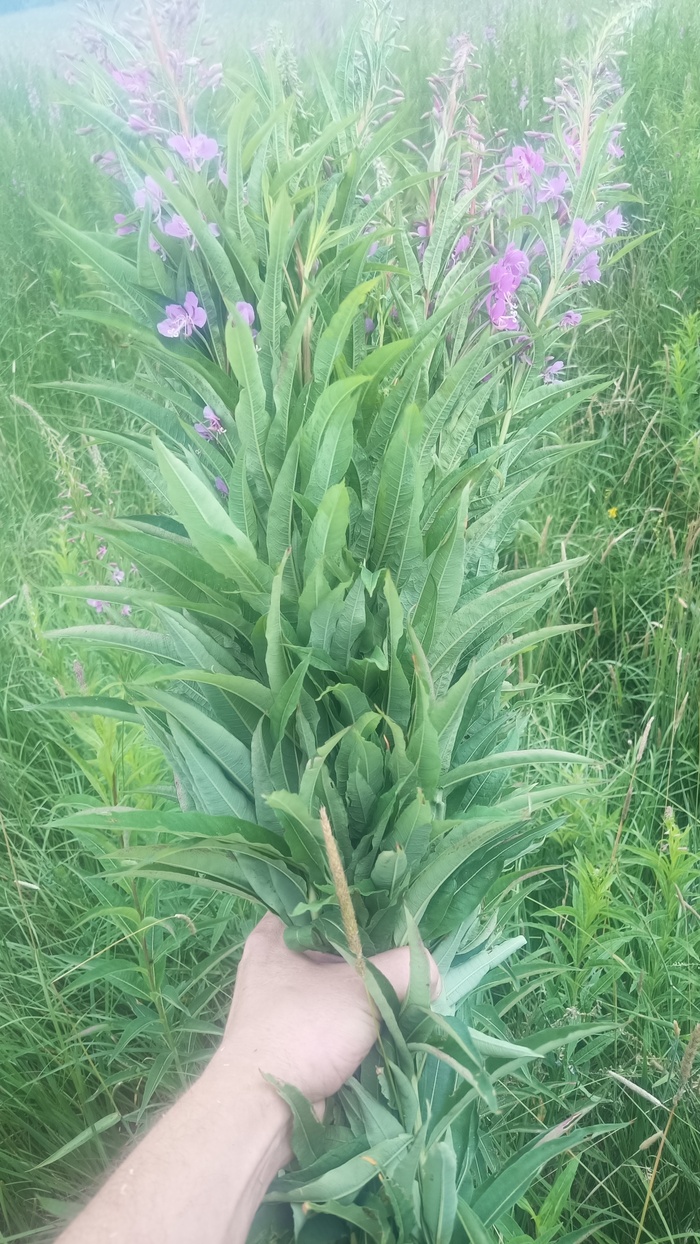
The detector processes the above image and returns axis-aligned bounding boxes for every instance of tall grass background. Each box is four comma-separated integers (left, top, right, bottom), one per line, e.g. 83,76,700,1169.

1,0,699,1239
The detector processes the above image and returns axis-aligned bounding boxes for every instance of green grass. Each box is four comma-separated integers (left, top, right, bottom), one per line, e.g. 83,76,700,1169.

1,1,700,1240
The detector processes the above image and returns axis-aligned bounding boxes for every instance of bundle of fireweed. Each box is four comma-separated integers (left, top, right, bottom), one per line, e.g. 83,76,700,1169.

40,4,636,1239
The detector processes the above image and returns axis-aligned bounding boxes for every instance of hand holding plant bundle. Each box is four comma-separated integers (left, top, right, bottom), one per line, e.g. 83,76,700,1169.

43,2,636,1238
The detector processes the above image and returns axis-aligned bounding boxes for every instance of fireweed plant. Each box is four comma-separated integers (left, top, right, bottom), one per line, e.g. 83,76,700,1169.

42,3,635,1239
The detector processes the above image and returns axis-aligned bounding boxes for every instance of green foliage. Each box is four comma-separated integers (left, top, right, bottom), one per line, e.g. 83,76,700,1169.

29,5,627,1240
2,0,700,1241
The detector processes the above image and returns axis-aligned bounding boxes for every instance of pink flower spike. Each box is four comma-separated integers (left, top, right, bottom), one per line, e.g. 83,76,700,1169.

235,301,256,328
578,251,602,284
504,143,545,188
194,422,214,440
168,132,219,170
604,206,626,237
365,317,376,334
452,233,471,259
560,310,582,329
167,133,191,160
157,292,207,338
215,476,229,496
114,213,137,236
134,176,163,215
203,406,224,434
543,360,565,384
148,234,166,259
192,134,219,162
96,544,108,560
163,214,192,240
572,218,604,254
536,170,569,205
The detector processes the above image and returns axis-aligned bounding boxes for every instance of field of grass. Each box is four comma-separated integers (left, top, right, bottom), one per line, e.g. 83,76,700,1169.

1,0,699,1240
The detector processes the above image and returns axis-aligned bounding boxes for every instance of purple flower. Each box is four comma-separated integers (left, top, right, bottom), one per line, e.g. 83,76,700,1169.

490,242,529,295
486,291,519,332
367,240,379,258
578,251,601,284
121,604,132,617
148,234,166,259
543,360,565,384
157,292,207,338
608,131,624,159
163,214,192,241
167,133,219,170
194,422,215,440
215,476,229,496
134,176,164,218
536,170,569,205
110,66,150,95
560,310,582,329
452,233,471,259
571,218,604,255
114,213,137,236
93,150,120,178
87,598,109,613
235,301,256,328
504,143,545,188
202,405,224,434
96,544,108,560
128,114,158,136
603,206,626,237
364,317,376,334
110,564,125,585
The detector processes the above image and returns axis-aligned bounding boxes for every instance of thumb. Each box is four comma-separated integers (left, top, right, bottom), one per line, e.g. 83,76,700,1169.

368,945,442,1004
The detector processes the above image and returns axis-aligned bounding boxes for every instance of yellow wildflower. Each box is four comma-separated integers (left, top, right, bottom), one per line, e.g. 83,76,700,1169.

607,506,618,519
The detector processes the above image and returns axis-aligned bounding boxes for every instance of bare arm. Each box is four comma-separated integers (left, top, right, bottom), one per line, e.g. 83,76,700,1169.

57,915,439,1244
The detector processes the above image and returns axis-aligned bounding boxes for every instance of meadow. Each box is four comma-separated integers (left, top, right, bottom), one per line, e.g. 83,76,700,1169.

0,0,699,1240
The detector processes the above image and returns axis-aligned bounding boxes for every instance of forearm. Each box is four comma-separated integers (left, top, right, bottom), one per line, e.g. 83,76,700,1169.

57,1053,291,1244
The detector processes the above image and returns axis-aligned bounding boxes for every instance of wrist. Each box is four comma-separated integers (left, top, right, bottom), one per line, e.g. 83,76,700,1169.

203,1048,292,1162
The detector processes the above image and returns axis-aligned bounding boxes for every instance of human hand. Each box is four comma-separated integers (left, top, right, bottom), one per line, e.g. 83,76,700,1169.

218,913,440,1105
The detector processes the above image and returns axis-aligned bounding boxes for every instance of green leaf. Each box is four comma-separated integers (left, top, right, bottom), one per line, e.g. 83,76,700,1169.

142,687,253,800
37,207,156,317
267,435,300,570
225,92,258,258
312,278,380,394
257,187,293,396
456,1200,497,1244
153,438,273,609
226,308,272,504
471,1122,619,1227
301,377,366,505
33,1113,122,1170
270,654,311,741
265,1077,327,1167
265,554,291,695
266,1135,412,1202
303,482,350,578
421,1141,458,1244
29,696,139,723
369,405,423,588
